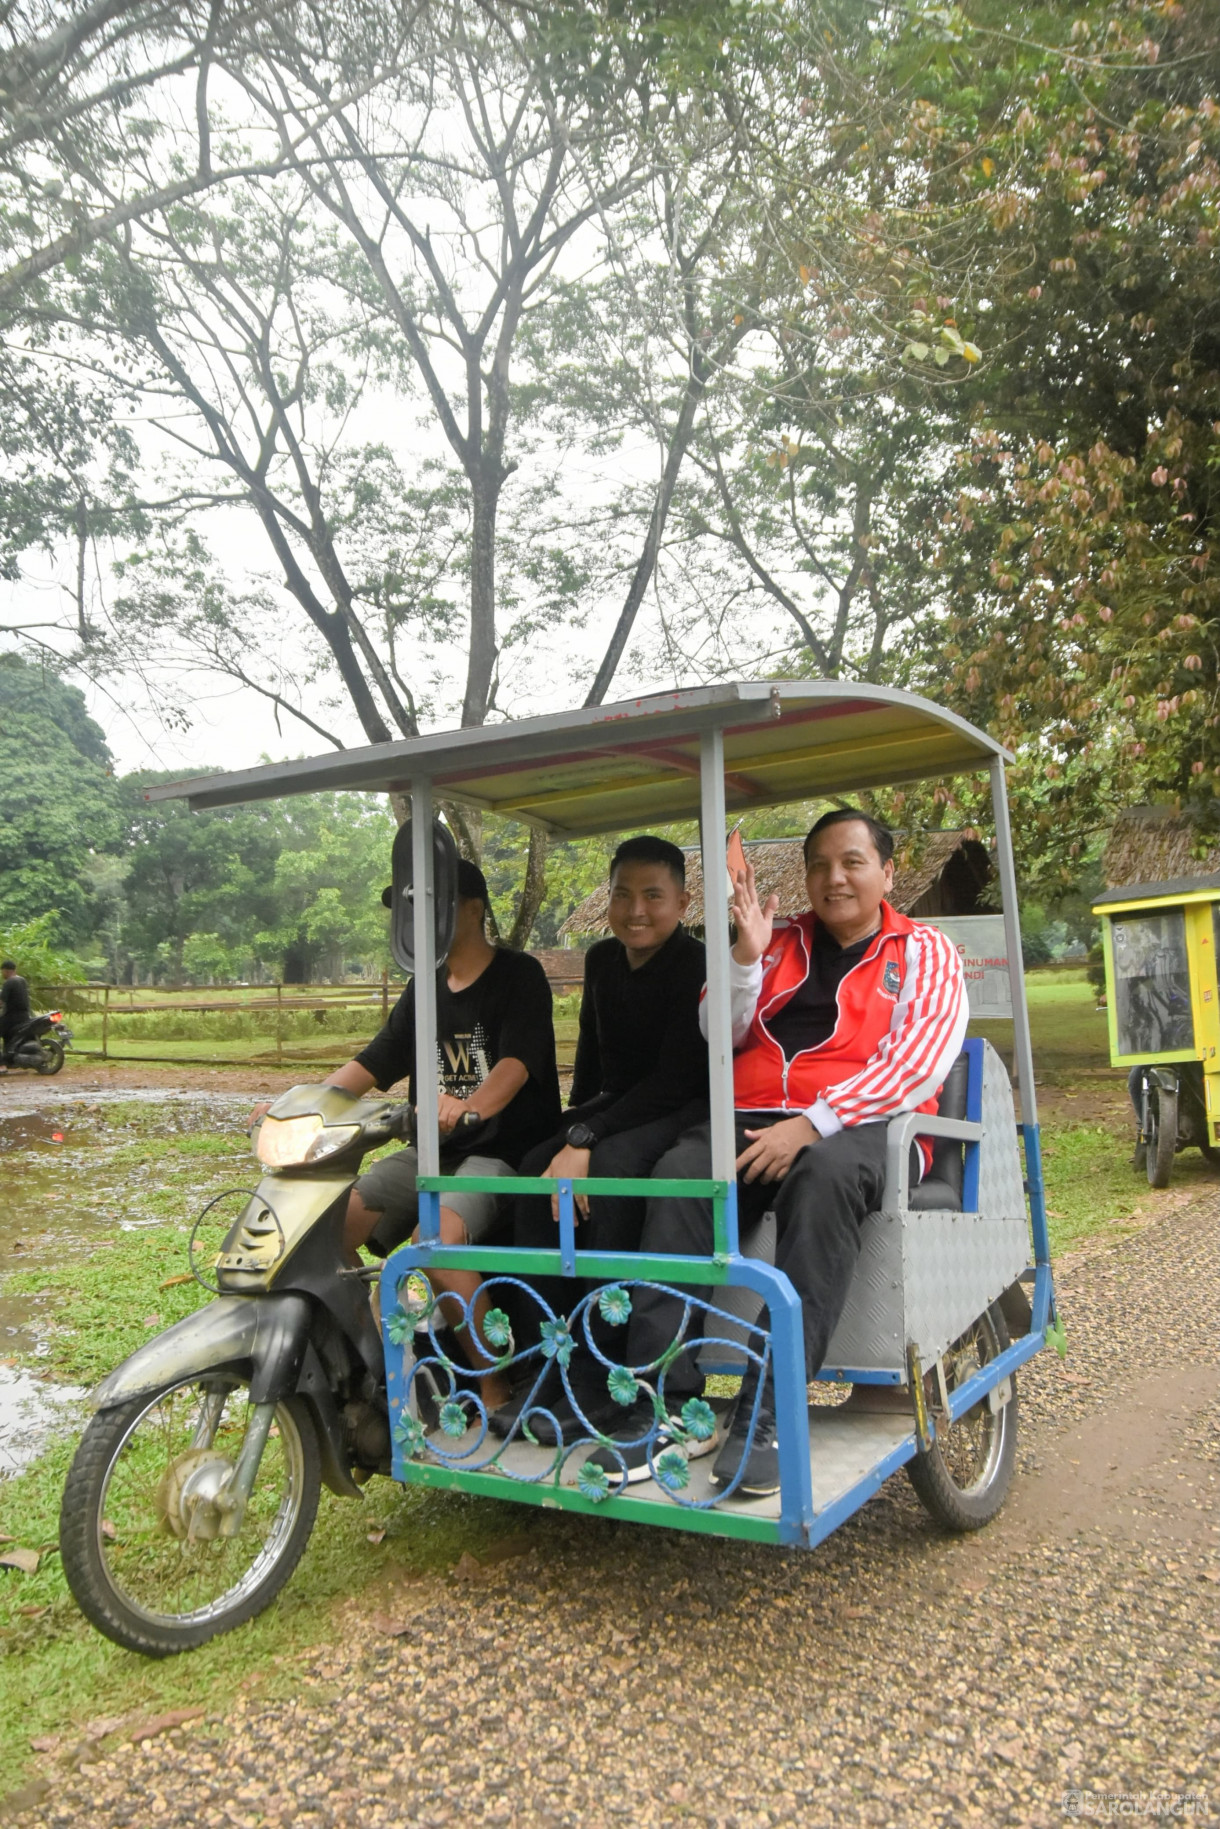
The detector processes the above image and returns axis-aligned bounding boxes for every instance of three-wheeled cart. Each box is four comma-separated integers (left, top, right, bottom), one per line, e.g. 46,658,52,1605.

164,680,1057,1552
1093,874,1220,1188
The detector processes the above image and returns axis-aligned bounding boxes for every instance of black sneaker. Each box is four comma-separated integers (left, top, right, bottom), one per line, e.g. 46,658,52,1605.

489,1362,623,1446
488,1363,559,1440
709,1371,781,1498
584,1393,722,1488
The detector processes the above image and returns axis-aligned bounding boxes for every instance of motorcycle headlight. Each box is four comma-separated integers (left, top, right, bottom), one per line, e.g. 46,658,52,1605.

255,1116,359,1168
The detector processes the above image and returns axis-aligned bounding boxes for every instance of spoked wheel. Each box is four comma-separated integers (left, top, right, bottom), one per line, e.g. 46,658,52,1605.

906,1305,1018,1530
35,1036,64,1075
60,1374,320,1657
1144,1079,1177,1190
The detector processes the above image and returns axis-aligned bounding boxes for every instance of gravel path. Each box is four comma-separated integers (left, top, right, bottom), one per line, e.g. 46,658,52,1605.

10,1197,1220,1829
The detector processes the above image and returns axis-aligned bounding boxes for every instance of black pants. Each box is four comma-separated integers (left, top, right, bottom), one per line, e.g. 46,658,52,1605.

625,1114,898,1395
511,1098,708,1344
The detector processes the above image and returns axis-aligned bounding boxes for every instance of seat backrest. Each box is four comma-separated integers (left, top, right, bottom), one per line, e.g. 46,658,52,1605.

908,1050,969,1211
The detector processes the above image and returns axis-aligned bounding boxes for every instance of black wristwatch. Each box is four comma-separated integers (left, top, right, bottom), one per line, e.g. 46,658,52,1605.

565,1122,598,1150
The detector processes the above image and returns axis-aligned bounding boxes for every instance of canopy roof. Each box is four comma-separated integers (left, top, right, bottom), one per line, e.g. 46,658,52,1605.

149,681,1008,837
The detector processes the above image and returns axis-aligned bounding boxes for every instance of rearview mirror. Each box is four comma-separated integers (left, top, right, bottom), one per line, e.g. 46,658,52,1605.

388,818,459,973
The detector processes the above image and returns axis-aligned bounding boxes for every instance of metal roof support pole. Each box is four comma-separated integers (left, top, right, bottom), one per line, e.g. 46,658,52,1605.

989,758,1051,1299
411,780,441,1241
699,728,738,1251
988,759,1037,1131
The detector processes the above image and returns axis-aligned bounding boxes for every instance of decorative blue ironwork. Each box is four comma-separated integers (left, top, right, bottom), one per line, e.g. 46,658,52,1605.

482,1308,514,1351
538,1317,575,1368
606,1366,639,1406
597,1285,632,1327
382,1273,777,1512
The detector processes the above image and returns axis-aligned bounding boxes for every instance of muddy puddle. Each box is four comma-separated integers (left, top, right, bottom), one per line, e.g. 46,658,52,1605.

0,1088,254,1472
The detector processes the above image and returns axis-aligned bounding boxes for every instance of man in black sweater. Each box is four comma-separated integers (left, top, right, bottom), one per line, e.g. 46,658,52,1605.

491,835,708,1440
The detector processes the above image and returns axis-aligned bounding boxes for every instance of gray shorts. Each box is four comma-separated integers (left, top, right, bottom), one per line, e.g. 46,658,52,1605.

355,1146,513,1254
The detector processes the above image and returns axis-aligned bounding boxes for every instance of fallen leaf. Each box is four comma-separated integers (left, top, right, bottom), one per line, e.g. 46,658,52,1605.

141,1315,161,1328
0,1548,40,1575
366,1528,386,1546
605,1655,639,1677
29,1736,60,1754
129,1708,204,1743
0,1531,13,1543
451,1551,483,1582
84,1717,125,1742
100,1521,118,1541
480,1535,533,1566
17,1604,49,1618
369,1611,412,1638
1201,1570,1220,1584
158,1273,192,1290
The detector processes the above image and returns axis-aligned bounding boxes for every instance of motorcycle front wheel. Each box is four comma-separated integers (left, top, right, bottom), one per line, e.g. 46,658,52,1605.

35,1036,64,1075
60,1373,320,1656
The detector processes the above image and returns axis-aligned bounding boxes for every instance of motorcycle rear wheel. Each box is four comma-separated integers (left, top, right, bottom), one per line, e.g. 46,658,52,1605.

35,1036,64,1075
60,1373,320,1657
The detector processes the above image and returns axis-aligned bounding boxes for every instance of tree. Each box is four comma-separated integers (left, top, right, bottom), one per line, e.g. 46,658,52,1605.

119,770,286,979
253,792,395,982
0,650,120,941
786,0,1220,882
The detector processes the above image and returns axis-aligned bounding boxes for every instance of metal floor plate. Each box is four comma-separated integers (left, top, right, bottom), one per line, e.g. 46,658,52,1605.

416,1406,916,1525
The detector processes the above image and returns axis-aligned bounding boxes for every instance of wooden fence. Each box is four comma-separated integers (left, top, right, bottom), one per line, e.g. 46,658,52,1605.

44,969,582,1073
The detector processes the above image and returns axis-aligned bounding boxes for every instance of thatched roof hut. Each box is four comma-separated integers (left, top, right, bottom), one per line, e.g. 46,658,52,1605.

1096,805,1220,906
558,831,992,942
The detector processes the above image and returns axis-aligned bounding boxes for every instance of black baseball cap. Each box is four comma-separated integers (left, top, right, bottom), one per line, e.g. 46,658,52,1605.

381,858,490,909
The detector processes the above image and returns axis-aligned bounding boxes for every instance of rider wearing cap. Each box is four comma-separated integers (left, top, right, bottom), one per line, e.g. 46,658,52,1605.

327,859,560,1410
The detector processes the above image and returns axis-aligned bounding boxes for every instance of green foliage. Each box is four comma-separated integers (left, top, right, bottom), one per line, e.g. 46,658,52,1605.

253,793,396,981
118,772,287,980
0,912,86,1004
0,653,120,943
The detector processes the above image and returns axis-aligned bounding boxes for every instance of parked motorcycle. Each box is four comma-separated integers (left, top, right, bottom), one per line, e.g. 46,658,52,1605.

2,1011,67,1075
59,1084,468,1657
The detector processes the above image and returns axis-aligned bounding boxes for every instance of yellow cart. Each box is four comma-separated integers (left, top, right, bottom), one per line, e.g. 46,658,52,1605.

1093,874,1220,1186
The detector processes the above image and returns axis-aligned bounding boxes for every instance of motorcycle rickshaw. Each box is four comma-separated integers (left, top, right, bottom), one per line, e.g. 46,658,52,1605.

1093,874,1220,1188
61,682,1057,1653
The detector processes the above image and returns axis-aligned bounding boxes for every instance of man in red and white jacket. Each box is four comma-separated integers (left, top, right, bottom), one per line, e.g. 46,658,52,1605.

594,808,967,1499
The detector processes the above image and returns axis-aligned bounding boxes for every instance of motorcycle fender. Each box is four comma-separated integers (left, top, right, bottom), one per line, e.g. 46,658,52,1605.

89,1293,313,1413
295,1341,364,1500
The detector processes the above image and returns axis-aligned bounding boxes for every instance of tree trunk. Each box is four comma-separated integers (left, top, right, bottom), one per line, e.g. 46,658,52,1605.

463,471,500,730
505,826,550,951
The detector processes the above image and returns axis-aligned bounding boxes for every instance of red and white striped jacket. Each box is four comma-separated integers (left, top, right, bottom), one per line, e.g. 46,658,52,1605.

701,901,968,1168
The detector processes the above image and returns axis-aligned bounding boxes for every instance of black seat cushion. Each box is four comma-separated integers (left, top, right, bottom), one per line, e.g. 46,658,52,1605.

907,1051,968,1212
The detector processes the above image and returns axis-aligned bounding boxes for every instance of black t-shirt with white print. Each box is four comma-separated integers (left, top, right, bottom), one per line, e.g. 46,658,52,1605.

355,948,561,1169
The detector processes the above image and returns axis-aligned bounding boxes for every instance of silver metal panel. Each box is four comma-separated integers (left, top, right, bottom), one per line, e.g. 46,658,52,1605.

822,1039,1028,1375
901,1212,1031,1367
427,1403,914,1524
822,1213,905,1374
977,1040,1027,1218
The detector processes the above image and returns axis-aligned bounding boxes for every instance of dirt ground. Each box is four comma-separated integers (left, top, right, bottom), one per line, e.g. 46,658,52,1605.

1,1054,1135,1122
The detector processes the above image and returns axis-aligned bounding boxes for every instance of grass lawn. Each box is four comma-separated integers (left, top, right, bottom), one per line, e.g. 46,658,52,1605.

0,1102,543,1796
